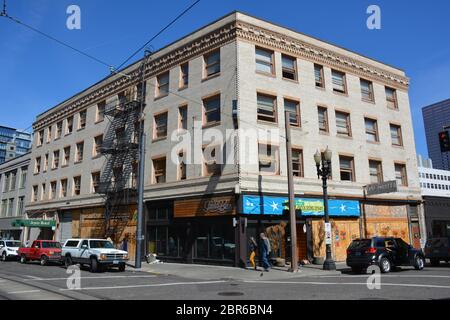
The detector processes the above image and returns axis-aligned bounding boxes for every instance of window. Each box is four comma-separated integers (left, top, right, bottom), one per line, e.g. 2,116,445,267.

38,130,44,146
3,173,10,192
96,101,105,122
180,63,189,88
203,146,222,176
284,99,300,127
50,181,57,200
178,152,186,181
365,118,379,142
7,199,13,216
179,105,188,130
395,163,408,186
318,107,329,133
60,179,68,198
46,127,52,143
63,146,71,166
91,172,100,193
332,70,347,94
204,50,220,78
10,171,16,190
20,167,27,189
44,153,49,172
335,111,351,137
255,47,274,74
203,94,221,125
79,110,87,129
76,142,84,162
41,183,46,200
35,157,41,174
390,124,403,146
386,87,398,109
73,176,81,196
361,79,374,102
1,200,7,216
156,72,169,97
281,54,297,80
339,156,355,181
257,93,277,123
258,144,279,174
66,116,73,134
53,150,60,169
32,185,38,202
56,121,63,139
153,158,166,184
17,197,24,215
369,160,383,183
154,112,168,139
292,149,304,178
314,64,325,88
93,135,103,157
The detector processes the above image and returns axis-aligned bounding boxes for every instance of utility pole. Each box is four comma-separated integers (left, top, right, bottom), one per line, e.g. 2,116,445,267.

135,50,151,269
284,111,298,272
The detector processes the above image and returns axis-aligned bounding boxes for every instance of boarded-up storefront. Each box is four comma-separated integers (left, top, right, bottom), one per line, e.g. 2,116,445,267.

363,204,410,243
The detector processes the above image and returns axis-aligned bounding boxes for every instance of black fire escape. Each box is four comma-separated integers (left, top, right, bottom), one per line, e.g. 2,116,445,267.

97,86,143,241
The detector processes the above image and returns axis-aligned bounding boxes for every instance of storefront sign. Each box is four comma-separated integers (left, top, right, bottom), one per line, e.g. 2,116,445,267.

242,195,360,217
11,219,56,228
365,180,398,196
174,196,236,218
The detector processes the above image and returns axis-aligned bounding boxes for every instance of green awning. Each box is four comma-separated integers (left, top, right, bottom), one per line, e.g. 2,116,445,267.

12,219,56,228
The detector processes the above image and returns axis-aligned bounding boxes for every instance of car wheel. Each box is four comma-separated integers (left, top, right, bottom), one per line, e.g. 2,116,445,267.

64,256,73,268
20,254,27,264
1,252,7,262
430,258,440,267
414,256,425,270
379,257,391,273
90,258,98,273
40,255,48,266
119,263,126,272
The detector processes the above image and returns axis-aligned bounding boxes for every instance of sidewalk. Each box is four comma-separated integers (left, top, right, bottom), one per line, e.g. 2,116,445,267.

128,261,347,281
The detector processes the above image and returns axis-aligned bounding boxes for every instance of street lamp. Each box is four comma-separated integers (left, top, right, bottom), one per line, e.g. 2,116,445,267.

314,147,336,271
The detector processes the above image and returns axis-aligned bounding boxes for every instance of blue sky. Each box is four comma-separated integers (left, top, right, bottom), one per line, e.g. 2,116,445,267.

1,0,449,157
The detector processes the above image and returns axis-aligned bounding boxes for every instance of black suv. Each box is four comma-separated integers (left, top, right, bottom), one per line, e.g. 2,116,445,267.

346,237,425,273
425,237,450,266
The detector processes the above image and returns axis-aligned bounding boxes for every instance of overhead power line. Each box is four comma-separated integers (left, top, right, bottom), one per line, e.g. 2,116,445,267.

114,0,201,71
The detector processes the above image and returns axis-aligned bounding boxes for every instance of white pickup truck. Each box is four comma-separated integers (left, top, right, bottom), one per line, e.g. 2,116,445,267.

62,238,129,272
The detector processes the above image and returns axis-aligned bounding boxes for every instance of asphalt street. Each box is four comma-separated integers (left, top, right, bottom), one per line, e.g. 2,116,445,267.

0,260,449,300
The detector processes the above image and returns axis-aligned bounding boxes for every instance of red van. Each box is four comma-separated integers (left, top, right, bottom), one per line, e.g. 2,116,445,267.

18,240,62,266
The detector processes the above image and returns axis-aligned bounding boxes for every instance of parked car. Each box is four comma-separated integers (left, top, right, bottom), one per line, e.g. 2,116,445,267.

62,239,129,273
0,240,21,261
425,237,450,266
346,237,426,273
18,240,62,266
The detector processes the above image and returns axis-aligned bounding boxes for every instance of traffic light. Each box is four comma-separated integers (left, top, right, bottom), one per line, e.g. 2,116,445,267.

439,131,450,152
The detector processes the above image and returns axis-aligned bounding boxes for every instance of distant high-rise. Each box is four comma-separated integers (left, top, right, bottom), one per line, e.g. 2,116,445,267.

422,99,450,170
0,126,32,164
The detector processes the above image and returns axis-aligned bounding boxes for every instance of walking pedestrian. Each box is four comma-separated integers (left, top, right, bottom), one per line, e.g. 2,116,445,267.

249,236,258,270
260,233,271,272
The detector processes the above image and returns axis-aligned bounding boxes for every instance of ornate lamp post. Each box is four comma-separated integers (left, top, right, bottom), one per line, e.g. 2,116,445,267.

314,147,336,271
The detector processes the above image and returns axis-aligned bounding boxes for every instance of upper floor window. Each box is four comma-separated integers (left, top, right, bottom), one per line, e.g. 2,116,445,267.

32,185,38,202
96,101,105,122
390,124,403,146
53,150,60,169
203,94,221,125
156,72,169,97
339,156,355,182
66,116,73,135
63,146,71,166
60,179,68,198
180,63,189,88
153,157,166,184
79,110,87,130
331,70,347,94
20,167,27,189
255,47,274,75
76,142,84,162
178,152,187,181
73,176,81,196
37,130,44,146
154,112,168,140
369,160,383,184
365,118,379,142
314,64,325,88
335,111,351,137
258,144,279,175
395,163,408,186
50,181,57,200
360,79,374,102
257,93,277,123
56,121,63,139
46,127,52,143
386,87,398,109
284,99,300,127
91,172,100,193
178,105,188,130
43,154,49,172
93,135,103,157
203,146,222,177
318,106,329,133
204,50,220,78
281,54,297,80
35,157,41,174
292,149,304,178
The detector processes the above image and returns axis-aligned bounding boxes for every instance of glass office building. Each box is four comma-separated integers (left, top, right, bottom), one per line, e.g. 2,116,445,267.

0,126,32,164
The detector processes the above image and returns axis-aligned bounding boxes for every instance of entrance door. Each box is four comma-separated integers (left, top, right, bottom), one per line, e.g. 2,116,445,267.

296,224,307,261
59,213,72,244
410,222,421,249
